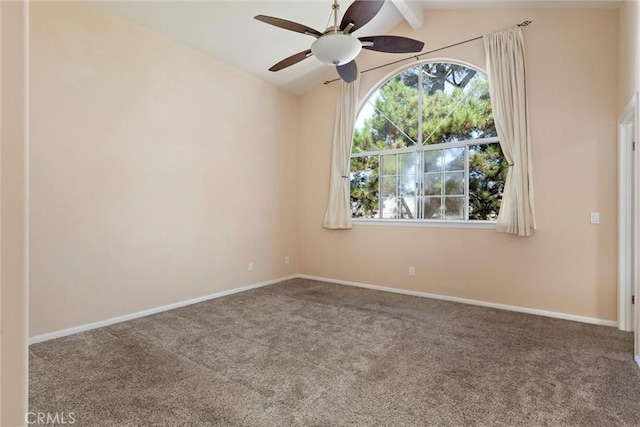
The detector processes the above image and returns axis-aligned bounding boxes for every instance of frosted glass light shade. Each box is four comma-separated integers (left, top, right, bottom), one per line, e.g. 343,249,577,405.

311,34,362,66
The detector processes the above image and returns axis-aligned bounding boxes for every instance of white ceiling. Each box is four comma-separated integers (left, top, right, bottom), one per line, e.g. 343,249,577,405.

93,0,621,95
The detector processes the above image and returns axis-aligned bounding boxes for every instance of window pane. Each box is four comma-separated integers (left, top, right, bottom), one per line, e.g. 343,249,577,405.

352,66,420,152
424,150,442,173
469,143,507,221
399,196,416,219
350,156,379,218
399,152,418,175
398,152,420,199
382,154,397,176
424,173,441,196
444,197,464,220
381,197,400,219
444,172,464,195
381,176,398,198
399,174,416,196
421,63,497,144
445,147,465,171
423,197,442,219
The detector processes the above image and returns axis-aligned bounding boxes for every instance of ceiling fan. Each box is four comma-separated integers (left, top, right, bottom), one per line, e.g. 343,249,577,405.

254,0,425,83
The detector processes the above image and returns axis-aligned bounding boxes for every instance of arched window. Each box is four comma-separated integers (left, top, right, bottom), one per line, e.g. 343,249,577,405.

350,62,507,222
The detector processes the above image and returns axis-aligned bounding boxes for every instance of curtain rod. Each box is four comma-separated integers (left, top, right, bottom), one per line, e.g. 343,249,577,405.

323,20,532,85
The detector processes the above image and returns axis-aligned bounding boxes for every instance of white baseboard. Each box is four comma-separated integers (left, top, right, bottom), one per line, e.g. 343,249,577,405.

29,275,297,345
30,273,619,345
297,274,618,328
636,354,640,368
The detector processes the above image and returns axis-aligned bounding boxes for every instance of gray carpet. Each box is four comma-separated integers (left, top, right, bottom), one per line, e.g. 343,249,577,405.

30,278,640,426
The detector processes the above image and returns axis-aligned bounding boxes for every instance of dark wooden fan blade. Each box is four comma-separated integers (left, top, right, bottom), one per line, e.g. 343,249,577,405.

254,15,323,38
340,0,385,33
336,60,358,83
359,35,424,53
269,50,313,72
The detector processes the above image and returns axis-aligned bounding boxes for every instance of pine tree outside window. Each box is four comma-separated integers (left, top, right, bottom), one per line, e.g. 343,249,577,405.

350,62,508,223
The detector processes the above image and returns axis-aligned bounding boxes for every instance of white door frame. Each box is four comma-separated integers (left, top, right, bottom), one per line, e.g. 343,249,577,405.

634,92,640,367
618,94,637,333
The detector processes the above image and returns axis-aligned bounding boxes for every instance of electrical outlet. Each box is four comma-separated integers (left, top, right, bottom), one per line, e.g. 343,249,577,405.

285,256,290,265
590,212,600,224
248,262,254,272
408,267,415,276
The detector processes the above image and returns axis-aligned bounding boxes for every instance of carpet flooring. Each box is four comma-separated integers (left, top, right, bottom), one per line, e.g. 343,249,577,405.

30,278,640,426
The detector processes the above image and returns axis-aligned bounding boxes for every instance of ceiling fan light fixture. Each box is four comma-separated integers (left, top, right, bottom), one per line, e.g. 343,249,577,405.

311,34,362,66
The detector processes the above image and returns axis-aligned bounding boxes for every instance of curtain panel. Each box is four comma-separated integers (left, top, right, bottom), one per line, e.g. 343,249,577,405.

484,26,537,236
323,79,360,229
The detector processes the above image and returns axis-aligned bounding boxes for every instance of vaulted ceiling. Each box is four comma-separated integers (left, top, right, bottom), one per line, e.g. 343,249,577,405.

94,0,620,95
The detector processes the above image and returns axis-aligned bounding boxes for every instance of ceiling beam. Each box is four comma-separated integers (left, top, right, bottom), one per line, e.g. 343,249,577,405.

390,0,424,30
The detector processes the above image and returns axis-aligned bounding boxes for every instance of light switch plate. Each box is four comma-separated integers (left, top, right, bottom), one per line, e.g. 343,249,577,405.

590,212,600,224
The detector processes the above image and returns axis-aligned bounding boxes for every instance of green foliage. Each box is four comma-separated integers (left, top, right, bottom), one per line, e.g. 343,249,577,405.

351,63,506,220
469,144,508,220
350,156,379,218
353,78,419,152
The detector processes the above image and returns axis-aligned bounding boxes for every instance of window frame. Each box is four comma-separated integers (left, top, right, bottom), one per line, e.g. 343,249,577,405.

350,60,502,228
352,137,500,225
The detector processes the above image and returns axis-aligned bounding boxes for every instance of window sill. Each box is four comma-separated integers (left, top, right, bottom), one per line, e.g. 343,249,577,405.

352,219,497,229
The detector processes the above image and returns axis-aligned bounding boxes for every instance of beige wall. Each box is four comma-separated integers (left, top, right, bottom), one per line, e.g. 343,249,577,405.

1,0,29,425
619,0,639,112
298,8,620,321
29,2,299,337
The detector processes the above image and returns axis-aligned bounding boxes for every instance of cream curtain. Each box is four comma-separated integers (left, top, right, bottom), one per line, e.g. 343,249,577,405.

323,79,360,229
484,26,536,236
